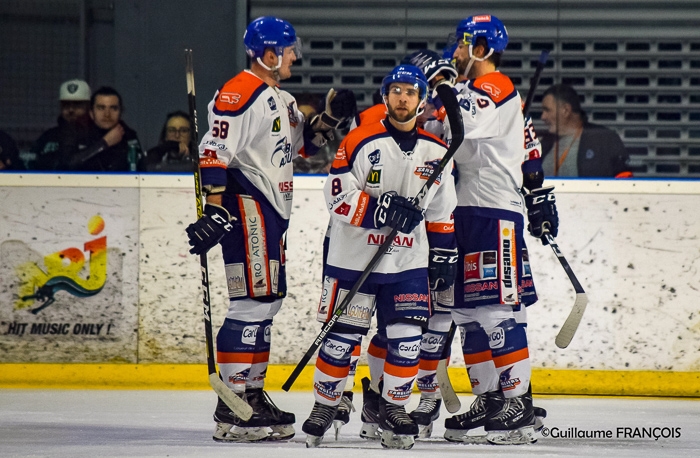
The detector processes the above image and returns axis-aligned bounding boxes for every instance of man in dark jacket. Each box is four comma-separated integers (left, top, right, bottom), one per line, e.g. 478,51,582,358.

539,84,630,177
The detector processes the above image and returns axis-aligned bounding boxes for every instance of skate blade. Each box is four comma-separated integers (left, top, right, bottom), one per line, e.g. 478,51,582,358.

333,419,347,440
443,428,490,444
359,422,381,440
305,434,324,448
267,424,295,441
380,429,415,450
213,423,269,442
486,425,537,445
416,422,433,439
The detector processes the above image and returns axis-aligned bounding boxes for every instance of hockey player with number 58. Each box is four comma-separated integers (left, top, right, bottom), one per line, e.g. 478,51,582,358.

301,65,458,450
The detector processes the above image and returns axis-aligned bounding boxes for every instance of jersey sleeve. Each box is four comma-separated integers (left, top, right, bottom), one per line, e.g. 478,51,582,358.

423,159,457,250
522,115,544,190
324,136,378,229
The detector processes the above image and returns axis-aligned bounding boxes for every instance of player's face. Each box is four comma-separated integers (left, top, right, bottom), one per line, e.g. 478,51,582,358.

164,116,191,145
386,82,421,123
90,95,121,130
276,46,297,80
453,41,471,76
541,94,564,134
60,101,89,123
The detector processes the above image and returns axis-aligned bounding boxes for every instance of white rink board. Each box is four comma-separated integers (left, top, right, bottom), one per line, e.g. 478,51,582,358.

1,174,699,370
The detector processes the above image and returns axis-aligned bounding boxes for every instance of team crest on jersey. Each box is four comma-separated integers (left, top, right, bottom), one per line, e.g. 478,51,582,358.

459,93,477,118
272,116,281,133
267,96,277,111
271,136,293,167
287,101,300,127
219,92,241,104
366,169,381,185
414,159,442,183
368,149,381,165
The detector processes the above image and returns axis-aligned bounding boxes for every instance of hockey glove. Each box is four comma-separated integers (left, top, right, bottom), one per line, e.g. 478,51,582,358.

374,191,424,234
429,247,458,292
186,203,236,255
403,50,458,88
524,186,559,245
313,88,358,130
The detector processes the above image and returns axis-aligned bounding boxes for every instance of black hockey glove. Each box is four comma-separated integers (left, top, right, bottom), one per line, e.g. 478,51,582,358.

402,50,458,88
186,203,236,255
428,247,458,292
524,186,558,245
374,191,424,234
314,88,358,130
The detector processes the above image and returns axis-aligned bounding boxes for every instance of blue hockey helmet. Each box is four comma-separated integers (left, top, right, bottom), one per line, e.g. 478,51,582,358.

380,64,429,101
454,14,508,53
244,16,301,59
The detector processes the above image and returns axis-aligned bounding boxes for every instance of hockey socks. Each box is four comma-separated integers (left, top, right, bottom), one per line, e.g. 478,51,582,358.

492,320,531,397
461,321,499,394
217,318,266,393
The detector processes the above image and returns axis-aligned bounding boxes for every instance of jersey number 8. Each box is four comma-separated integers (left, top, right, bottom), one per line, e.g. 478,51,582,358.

212,120,229,139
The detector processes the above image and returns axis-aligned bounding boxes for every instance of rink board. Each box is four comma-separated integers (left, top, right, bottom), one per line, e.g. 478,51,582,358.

1,174,700,396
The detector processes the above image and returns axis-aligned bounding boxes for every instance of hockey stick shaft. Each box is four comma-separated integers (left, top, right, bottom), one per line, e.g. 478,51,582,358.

185,49,252,420
543,233,588,348
522,50,549,117
282,84,464,391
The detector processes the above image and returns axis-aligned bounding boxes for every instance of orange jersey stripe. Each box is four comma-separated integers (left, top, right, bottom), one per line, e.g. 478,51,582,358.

419,359,440,371
426,221,454,233
335,121,387,169
199,156,227,169
316,357,351,379
470,71,516,104
417,127,447,147
350,192,370,226
464,349,493,365
493,347,530,368
368,342,387,359
384,362,419,378
217,352,254,364
214,71,266,113
359,103,386,126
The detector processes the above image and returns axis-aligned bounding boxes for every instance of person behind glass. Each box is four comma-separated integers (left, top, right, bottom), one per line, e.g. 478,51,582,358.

540,83,630,177
141,110,195,172
31,79,92,170
0,129,24,171
65,86,143,172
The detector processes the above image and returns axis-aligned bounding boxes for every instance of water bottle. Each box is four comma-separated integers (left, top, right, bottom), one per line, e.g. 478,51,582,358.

127,143,137,172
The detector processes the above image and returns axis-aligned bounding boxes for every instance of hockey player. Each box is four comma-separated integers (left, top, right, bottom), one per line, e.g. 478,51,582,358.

301,64,458,450
438,15,559,445
185,16,356,443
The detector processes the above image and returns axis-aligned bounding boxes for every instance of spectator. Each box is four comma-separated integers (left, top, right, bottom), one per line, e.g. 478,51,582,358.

540,83,630,177
63,86,143,172
31,79,92,170
0,129,24,171
141,110,195,172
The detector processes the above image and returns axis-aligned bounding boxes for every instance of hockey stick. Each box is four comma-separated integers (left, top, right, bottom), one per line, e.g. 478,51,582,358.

543,233,588,348
185,49,253,420
435,322,461,413
282,84,464,391
434,49,551,406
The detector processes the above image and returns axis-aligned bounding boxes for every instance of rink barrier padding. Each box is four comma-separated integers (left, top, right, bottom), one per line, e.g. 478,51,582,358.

1,364,700,397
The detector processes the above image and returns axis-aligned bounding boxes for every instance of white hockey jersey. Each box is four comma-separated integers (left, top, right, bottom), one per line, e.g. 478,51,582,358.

442,71,526,215
324,120,457,283
198,70,308,220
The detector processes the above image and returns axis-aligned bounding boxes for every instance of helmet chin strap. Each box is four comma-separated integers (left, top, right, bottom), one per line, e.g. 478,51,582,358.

256,53,283,81
464,44,494,78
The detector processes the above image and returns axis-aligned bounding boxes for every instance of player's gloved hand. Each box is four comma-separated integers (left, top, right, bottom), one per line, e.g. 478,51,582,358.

186,203,236,255
428,247,458,292
374,191,424,234
404,50,458,88
315,88,358,130
524,186,558,245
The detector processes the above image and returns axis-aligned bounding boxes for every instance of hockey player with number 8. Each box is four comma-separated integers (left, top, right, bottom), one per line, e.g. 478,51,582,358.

301,64,458,450
185,16,356,443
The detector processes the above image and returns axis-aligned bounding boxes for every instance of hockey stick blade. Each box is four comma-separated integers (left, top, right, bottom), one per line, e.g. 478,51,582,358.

436,359,461,413
282,85,464,391
543,233,588,348
185,49,251,420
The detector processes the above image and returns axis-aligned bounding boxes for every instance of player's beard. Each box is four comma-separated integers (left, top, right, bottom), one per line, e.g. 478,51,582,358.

387,103,418,124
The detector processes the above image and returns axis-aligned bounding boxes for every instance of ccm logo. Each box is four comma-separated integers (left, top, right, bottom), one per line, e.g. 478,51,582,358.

279,181,293,192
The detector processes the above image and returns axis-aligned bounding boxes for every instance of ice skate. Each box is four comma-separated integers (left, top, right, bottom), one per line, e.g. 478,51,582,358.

534,405,547,432
378,396,419,450
332,391,355,440
485,386,537,445
212,395,270,443
302,401,338,448
443,390,505,443
359,377,381,440
409,396,441,438
245,388,296,441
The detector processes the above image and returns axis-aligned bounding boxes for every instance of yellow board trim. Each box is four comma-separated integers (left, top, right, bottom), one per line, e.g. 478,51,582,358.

1,364,700,397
